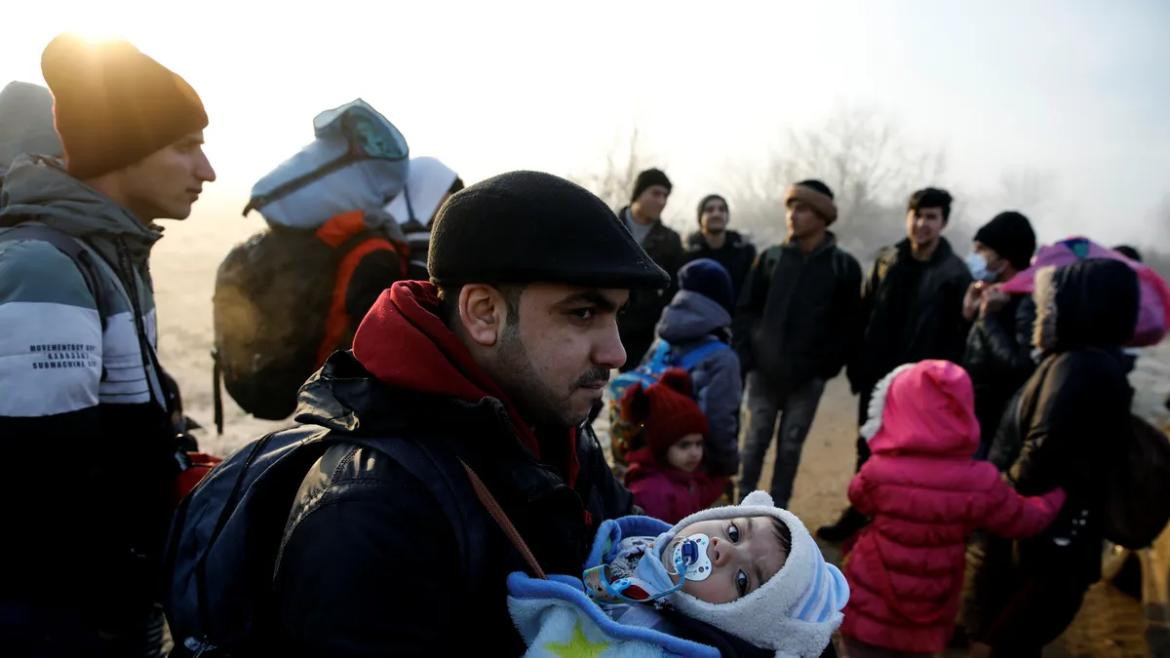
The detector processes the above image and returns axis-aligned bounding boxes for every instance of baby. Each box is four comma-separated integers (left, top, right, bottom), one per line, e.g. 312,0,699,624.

509,491,849,657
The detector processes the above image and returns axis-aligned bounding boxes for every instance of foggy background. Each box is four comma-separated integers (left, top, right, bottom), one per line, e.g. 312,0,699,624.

2,0,1168,447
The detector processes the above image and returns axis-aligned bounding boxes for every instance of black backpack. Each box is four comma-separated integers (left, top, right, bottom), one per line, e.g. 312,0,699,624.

1102,414,1170,549
163,427,484,657
211,215,407,428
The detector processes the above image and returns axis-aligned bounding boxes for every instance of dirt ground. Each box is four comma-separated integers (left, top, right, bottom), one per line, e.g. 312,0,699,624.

151,213,1167,657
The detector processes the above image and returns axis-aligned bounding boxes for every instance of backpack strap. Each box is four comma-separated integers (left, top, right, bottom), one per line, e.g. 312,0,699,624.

347,436,548,582
643,340,672,372
459,458,547,579
313,211,410,367
674,337,730,370
0,222,109,329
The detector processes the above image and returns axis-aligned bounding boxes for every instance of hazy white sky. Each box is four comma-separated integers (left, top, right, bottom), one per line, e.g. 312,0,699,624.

2,0,1168,245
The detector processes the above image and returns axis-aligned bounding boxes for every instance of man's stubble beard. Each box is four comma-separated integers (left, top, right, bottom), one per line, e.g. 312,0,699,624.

494,322,579,427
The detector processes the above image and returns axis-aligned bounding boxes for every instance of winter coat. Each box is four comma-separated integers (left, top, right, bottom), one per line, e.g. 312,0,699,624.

0,155,177,611
624,447,727,524
998,259,1139,585
963,294,1037,453
842,360,1065,653
652,289,742,476
618,206,685,366
272,281,634,656
734,233,862,393
848,237,972,394
683,230,756,302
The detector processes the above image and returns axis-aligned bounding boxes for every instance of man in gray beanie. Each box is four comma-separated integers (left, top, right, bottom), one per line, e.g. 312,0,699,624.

0,81,63,172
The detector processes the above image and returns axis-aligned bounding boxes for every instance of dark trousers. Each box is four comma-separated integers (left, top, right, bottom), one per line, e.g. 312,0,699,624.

855,387,874,471
740,372,826,508
982,574,1088,657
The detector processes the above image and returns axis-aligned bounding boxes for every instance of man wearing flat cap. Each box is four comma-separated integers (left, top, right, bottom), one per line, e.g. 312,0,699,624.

0,35,215,656
733,179,862,509
265,171,667,654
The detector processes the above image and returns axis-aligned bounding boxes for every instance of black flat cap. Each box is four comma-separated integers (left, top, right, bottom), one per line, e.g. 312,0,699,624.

428,170,670,289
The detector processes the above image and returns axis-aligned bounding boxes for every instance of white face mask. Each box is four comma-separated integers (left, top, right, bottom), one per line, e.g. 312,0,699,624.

965,251,1000,282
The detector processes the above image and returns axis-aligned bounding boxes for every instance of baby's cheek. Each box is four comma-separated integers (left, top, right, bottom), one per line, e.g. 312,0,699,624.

681,577,735,604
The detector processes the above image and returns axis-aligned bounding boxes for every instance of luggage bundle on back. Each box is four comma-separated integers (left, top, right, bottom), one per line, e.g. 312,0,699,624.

213,100,411,427
242,99,409,228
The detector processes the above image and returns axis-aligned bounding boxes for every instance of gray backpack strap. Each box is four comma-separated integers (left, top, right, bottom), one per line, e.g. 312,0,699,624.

0,222,108,329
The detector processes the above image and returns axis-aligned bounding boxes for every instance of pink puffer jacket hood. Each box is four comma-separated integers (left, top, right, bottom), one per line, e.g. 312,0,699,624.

861,360,979,458
842,360,1066,653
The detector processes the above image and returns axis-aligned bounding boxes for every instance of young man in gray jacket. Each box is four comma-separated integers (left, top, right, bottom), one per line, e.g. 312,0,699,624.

0,34,215,657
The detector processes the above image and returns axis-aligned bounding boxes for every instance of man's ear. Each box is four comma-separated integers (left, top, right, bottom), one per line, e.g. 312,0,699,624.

458,284,505,347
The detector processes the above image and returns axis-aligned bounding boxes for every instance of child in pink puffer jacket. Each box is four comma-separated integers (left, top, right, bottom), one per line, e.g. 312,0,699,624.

841,360,1065,657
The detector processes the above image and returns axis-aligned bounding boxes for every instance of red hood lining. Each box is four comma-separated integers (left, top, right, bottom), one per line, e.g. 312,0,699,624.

352,280,581,486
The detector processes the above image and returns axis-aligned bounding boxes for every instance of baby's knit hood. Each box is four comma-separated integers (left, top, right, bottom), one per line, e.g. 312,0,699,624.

660,491,849,657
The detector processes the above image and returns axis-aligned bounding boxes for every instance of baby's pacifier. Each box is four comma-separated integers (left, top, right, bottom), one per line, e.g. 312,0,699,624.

670,533,713,582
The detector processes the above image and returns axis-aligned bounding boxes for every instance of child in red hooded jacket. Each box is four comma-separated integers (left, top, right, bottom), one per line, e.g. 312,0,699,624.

841,360,1065,658
620,369,728,524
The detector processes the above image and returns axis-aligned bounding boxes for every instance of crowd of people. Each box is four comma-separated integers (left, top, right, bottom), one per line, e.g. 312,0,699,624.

1,33,1165,658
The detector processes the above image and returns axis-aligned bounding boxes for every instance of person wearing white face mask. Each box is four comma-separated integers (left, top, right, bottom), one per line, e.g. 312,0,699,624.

961,210,1038,458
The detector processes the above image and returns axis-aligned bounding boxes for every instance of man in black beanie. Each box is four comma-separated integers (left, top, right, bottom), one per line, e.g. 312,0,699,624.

962,210,1038,457
615,167,685,370
683,193,756,300
254,171,669,656
0,34,214,657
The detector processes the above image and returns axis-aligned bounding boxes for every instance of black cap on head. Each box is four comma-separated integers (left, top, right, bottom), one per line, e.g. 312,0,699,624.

974,211,1036,270
696,194,728,225
631,168,672,202
429,171,670,289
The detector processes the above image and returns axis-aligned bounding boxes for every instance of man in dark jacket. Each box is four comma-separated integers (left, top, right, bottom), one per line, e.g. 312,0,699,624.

0,36,214,657
974,259,1139,656
269,171,668,656
734,180,862,508
961,211,1038,458
617,167,685,369
820,187,972,541
684,194,756,301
